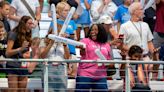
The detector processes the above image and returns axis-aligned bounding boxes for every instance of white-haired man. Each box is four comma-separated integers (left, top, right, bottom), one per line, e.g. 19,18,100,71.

118,2,158,91
119,2,155,56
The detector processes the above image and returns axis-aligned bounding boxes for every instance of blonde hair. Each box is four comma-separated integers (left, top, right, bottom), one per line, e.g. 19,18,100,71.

128,2,142,14
56,1,70,15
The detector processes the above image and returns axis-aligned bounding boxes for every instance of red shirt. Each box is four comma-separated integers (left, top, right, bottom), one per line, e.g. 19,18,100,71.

155,2,164,33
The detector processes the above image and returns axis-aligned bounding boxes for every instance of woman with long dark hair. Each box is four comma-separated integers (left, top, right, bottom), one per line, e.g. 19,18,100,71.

6,16,35,92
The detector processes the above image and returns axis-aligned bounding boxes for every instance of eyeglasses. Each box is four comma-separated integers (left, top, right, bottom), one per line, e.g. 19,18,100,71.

27,22,33,25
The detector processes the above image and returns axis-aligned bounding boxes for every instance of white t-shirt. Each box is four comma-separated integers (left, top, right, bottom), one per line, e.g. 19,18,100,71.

39,39,65,60
47,43,65,60
11,0,40,18
119,21,154,54
10,0,40,29
90,0,118,23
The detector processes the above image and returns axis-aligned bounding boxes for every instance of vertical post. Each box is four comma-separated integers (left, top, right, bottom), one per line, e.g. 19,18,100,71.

125,61,131,92
44,59,48,92
159,64,163,80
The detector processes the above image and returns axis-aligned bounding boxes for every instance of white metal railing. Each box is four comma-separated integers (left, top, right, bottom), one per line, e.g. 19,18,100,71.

0,59,164,92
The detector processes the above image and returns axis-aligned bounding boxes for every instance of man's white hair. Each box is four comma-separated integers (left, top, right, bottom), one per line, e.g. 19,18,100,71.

128,2,142,14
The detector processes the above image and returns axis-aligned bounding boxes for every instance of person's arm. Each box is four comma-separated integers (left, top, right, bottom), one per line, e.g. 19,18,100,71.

63,44,70,59
120,63,126,79
39,0,43,12
120,62,135,88
116,21,121,33
119,47,127,78
98,3,106,14
9,7,21,22
84,0,91,10
148,41,155,54
151,49,160,74
114,6,121,33
109,25,118,39
116,42,129,52
35,6,41,22
40,39,54,58
27,38,40,73
6,40,29,57
147,40,160,80
98,0,111,13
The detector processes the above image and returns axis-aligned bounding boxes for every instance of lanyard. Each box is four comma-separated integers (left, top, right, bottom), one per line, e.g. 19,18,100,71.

92,41,102,50
131,21,143,47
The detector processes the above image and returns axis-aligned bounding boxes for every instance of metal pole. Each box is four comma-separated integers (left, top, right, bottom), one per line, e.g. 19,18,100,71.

44,60,48,92
125,61,131,92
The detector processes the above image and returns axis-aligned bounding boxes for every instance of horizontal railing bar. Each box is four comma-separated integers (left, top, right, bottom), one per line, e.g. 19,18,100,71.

0,58,164,64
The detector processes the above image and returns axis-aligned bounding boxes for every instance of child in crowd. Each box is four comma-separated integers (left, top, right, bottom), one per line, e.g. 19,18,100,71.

120,45,152,92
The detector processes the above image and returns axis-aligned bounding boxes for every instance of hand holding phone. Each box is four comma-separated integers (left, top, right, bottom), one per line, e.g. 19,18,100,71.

118,34,124,40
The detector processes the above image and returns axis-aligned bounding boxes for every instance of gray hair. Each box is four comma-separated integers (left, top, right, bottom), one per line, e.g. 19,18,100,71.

128,2,142,14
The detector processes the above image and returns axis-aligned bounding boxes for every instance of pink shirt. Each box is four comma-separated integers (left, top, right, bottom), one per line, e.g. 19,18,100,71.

78,38,111,78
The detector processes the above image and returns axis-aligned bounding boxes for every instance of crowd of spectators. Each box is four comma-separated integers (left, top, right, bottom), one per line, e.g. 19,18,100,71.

0,0,164,92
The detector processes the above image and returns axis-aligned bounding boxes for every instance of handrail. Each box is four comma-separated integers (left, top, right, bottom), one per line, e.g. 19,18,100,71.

0,58,163,92
0,58,164,64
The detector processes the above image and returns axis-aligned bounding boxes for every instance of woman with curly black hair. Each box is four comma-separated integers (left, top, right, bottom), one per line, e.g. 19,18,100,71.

75,24,113,92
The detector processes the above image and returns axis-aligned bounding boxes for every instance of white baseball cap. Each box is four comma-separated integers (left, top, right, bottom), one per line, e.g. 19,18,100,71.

99,15,113,24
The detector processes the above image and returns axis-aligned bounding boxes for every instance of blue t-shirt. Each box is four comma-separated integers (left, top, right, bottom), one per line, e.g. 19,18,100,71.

75,0,92,25
114,5,131,24
50,19,77,54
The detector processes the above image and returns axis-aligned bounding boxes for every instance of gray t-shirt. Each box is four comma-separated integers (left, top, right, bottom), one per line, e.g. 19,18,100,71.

6,31,24,67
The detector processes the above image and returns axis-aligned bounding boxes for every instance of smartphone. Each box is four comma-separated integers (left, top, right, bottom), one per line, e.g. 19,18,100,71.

119,34,124,40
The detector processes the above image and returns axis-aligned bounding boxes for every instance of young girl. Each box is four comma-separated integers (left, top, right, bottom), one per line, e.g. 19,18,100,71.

120,45,152,92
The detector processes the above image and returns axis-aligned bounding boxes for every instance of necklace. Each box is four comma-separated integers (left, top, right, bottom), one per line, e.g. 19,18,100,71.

93,41,102,50
131,21,143,47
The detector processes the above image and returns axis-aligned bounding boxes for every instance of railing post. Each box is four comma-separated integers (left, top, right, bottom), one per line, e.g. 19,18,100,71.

44,59,48,92
125,61,131,92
